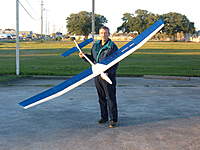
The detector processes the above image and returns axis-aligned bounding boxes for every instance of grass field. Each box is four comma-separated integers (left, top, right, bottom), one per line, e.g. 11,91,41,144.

0,40,200,79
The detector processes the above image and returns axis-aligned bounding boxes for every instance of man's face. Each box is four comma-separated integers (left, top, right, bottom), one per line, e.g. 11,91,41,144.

99,28,109,41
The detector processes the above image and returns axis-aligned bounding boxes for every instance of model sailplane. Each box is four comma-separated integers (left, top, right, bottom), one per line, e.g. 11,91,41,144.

19,19,164,109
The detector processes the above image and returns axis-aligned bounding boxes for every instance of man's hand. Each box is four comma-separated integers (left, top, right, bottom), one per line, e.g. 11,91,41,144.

79,52,84,58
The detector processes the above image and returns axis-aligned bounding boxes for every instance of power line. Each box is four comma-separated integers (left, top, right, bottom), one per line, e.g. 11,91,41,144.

24,0,34,11
23,0,39,16
18,0,37,20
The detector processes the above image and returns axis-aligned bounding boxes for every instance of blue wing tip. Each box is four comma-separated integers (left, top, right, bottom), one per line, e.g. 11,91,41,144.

158,18,164,24
18,101,25,107
61,53,67,57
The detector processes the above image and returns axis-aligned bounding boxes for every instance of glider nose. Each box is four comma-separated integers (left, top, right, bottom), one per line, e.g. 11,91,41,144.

100,73,112,84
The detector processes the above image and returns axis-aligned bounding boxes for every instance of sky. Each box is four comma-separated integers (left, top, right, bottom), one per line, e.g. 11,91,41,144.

0,0,199,34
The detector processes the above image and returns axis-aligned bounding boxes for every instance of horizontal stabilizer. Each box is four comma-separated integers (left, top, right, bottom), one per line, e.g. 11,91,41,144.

61,38,93,57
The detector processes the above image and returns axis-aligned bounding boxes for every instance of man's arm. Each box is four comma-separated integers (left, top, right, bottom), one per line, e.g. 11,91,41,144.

79,52,94,63
78,43,95,63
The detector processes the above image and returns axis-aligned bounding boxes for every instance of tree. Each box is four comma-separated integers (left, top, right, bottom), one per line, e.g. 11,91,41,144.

117,9,196,38
117,9,158,34
117,13,133,33
161,12,195,36
66,11,107,36
134,9,159,33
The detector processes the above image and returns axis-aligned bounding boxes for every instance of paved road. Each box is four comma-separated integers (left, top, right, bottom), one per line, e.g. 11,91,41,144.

0,77,200,150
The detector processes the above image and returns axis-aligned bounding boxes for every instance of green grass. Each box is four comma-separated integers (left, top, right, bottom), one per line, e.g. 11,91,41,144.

0,41,200,77
0,75,22,82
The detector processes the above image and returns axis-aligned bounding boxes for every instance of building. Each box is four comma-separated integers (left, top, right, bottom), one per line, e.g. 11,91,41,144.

3,29,16,34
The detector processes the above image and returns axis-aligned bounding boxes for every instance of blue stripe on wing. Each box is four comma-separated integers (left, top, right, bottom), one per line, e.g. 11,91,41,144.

100,19,164,65
19,68,93,107
62,38,93,57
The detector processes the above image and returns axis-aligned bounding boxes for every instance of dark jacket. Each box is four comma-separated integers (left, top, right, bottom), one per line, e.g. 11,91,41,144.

85,39,118,75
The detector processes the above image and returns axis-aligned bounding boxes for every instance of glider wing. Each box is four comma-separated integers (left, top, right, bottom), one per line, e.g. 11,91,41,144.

19,19,164,109
19,68,95,109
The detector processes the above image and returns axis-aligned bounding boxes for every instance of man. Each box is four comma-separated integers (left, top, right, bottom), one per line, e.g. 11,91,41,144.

79,26,119,128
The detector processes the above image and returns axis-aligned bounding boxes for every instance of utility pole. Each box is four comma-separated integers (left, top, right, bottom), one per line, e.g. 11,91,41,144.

41,0,44,39
16,0,20,75
45,9,48,35
92,0,95,41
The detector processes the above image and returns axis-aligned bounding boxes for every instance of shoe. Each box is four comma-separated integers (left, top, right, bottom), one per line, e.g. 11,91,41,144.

98,119,108,124
108,121,118,128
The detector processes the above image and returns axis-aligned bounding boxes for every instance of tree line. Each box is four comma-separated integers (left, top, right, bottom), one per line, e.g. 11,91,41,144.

66,9,196,37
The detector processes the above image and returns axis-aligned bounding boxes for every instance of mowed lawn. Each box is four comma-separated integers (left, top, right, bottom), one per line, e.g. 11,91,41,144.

0,40,200,77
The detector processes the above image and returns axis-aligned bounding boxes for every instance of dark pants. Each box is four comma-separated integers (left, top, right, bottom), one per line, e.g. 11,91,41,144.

94,74,118,122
